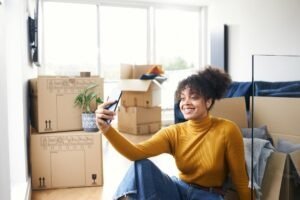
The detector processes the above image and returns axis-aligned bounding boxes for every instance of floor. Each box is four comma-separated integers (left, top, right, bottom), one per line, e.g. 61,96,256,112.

31,131,178,200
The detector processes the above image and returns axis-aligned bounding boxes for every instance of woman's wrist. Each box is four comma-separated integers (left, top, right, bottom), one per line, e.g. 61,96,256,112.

99,125,110,134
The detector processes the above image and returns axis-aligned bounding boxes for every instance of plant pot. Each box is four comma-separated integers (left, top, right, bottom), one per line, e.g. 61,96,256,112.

81,113,98,132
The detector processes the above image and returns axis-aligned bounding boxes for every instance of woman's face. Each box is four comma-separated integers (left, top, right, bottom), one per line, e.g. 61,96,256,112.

179,87,211,121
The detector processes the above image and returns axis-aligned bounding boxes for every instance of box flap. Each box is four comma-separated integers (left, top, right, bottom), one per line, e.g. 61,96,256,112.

290,150,300,177
120,64,133,79
270,132,300,149
251,97,300,136
261,152,286,200
119,80,152,92
210,97,248,128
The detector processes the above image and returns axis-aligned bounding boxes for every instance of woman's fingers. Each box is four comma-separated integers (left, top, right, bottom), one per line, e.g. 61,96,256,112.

95,101,117,133
95,111,115,123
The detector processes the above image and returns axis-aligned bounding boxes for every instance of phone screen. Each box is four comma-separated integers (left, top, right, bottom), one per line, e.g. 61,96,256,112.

104,89,122,124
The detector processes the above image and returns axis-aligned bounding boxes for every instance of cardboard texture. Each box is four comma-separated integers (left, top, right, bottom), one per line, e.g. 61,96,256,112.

250,96,300,200
117,106,161,134
120,64,163,79
30,130,103,189
211,97,248,128
119,79,161,107
30,76,103,133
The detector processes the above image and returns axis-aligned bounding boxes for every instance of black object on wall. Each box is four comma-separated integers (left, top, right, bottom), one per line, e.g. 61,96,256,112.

210,24,228,72
27,0,40,66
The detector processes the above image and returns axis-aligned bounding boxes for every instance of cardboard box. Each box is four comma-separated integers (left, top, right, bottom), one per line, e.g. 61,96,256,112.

215,97,300,200
117,106,161,134
30,130,103,189
121,64,163,79
119,79,161,107
30,76,103,133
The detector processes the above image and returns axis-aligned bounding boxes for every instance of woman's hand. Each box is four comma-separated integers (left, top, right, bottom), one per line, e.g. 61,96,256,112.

95,100,117,134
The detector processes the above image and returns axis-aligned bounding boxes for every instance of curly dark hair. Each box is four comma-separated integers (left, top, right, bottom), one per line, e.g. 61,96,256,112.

175,66,232,110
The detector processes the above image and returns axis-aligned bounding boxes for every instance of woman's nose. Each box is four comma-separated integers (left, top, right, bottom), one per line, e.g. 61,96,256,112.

181,97,191,104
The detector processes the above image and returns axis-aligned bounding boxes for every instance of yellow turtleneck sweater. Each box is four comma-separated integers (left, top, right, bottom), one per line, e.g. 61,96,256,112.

103,115,251,200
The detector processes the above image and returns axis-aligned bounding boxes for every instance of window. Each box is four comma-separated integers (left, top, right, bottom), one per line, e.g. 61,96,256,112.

99,5,148,97
100,5,148,80
154,8,200,111
41,1,204,122
43,2,98,75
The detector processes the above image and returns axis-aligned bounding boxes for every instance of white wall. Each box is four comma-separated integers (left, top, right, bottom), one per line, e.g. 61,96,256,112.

208,0,300,81
0,1,11,200
0,0,37,200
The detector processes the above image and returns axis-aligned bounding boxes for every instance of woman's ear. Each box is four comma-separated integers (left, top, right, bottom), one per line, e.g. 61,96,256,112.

206,99,212,109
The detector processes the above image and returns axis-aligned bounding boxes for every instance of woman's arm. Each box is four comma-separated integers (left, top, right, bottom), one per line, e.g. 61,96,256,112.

103,126,172,161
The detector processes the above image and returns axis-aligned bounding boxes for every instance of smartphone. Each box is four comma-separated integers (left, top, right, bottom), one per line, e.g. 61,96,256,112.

104,89,122,124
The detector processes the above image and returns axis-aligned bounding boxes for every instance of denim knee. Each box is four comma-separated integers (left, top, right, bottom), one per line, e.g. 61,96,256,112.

135,159,152,167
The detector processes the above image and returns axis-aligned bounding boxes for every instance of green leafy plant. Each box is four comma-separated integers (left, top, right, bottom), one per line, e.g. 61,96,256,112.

74,83,103,113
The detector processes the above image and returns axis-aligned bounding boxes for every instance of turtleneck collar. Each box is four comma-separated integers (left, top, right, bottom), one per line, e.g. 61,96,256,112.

187,114,213,134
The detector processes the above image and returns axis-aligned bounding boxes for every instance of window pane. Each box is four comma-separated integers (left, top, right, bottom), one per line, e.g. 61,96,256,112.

100,6,147,82
155,8,200,110
43,2,98,75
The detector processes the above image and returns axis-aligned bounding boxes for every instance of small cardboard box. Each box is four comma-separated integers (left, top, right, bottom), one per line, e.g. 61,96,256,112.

30,76,103,133
119,79,161,107
30,130,103,189
117,106,161,134
121,64,163,79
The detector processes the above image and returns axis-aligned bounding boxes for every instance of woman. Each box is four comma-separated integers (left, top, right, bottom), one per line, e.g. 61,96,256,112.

95,66,251,200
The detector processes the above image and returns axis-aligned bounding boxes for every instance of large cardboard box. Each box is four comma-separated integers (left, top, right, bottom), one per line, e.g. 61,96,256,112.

250,96,300,199
119,79,161,107
30,76,103,133
215,97,299,200
118,106,161,134
30,130,103,189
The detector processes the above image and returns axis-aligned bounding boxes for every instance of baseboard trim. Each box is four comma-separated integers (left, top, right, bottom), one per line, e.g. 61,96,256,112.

10,178,31,200
25,178,31,200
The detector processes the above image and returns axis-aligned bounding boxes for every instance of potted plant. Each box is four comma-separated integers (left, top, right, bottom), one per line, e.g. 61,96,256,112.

74,83,103,132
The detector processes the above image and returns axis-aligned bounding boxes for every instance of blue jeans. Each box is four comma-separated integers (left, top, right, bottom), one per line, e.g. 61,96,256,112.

114,159,224,200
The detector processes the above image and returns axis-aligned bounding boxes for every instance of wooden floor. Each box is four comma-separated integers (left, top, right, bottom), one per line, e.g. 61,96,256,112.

31,132,178,200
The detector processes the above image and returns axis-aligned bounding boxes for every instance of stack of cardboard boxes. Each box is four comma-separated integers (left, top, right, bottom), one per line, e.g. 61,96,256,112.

117,64,163,135
29,76,104,190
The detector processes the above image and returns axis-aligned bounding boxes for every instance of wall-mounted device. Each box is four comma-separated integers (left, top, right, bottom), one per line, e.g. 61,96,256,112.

27,0,40,66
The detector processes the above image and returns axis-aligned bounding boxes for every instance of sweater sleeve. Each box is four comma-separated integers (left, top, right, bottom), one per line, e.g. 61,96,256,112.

103,126,173,161
225,123,251,200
